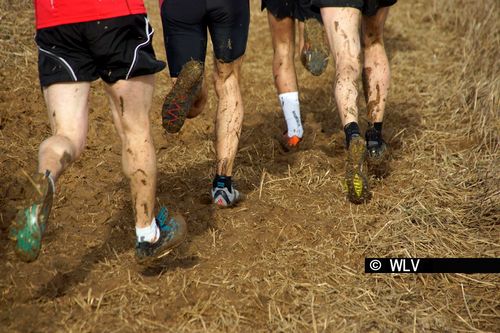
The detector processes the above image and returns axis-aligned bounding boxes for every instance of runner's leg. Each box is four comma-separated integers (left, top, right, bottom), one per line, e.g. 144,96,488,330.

105,75,156,229
267,12,304,144
214,57,244,177
362,7,390,124
39,82,90,180
320,7,361,128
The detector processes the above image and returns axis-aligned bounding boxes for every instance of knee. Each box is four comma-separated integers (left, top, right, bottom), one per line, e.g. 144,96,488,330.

363,27,384,48
335,57,361,79
40,133,85,161
213,61,240,94
121,120,151,143
274,42,294,62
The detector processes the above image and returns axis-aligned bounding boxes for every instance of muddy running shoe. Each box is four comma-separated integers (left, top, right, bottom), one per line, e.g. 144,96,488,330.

345,135,372,204
135,207,187,264
211,177,242,208
162,60,204,133
365,128,389,177
301,18,329,76
279,131,302,152
9,171,54,262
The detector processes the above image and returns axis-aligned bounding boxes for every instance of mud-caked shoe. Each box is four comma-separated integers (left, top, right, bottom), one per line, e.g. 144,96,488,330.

365,127,389,177
345,135,372,204
162,60,204,133
211,176,243,208
9,171,54,262
135,207,187,264
279,131,302,153
301,18,329,76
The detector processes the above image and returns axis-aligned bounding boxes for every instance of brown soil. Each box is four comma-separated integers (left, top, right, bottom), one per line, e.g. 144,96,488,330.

1,1,499,332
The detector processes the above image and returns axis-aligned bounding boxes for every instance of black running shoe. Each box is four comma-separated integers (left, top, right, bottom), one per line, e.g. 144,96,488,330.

365,127,389,176
135,207,187,264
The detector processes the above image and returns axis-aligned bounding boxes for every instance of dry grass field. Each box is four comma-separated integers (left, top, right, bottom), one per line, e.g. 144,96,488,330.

0,0,498,332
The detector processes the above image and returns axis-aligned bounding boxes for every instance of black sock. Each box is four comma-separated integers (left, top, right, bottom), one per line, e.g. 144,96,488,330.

366,122,383,144
344,122,360,147
213,175,232,191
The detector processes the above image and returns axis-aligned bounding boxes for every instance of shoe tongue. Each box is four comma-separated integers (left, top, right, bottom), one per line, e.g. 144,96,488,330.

367,140,380,148
213,176,231,189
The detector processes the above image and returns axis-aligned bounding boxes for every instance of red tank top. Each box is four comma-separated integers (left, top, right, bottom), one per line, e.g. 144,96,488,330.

35,0,147,29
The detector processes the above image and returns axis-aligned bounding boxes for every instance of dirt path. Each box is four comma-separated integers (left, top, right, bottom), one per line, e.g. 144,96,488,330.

0,1,498,332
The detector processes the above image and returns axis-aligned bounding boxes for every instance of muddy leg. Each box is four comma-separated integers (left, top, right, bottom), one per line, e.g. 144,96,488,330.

105,75,156,229
39,82,90,181
267,13,298,94
320,7,362,126
362,8,390,124
214,57,244,177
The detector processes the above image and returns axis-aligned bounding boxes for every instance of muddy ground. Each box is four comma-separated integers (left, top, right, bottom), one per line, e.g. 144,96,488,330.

0,0,498,332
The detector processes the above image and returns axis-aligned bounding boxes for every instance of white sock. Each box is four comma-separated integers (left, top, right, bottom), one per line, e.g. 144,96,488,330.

46,172,56,193
279,92,303,138
135,217,159,243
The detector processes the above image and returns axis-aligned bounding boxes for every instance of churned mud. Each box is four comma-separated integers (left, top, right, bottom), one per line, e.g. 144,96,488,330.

0,1,498,332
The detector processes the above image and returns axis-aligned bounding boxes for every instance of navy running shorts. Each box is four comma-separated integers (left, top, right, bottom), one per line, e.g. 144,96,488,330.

261,0,322,22
160,0,250,78
36,14,166,87
311,0,397,16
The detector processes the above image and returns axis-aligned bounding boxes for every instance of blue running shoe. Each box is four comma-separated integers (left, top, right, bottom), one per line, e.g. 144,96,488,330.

211,176,243,208
135,207,187,264
9,171,54,262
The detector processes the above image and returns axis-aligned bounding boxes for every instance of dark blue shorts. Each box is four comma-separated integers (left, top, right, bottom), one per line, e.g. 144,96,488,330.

160,0,250,77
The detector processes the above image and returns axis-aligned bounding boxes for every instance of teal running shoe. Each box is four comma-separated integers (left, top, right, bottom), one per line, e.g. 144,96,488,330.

9,171,54,262
135,207,187,264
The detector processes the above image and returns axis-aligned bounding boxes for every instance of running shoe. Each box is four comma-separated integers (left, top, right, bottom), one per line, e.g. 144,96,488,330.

211,180,242,208
365,127,389,176
345,135,372,204
301,19,329,76
279,131,302,152
9,171,54,262
162,60,204,133
135,207,187,264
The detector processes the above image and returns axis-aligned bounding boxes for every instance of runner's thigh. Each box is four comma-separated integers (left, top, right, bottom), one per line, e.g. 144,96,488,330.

207,0,250,63
160,0,207,77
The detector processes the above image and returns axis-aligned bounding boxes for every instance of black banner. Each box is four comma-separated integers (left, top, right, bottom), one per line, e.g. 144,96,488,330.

365,258,500,273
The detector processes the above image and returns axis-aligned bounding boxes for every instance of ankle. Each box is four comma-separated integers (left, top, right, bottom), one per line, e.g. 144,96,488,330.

213,175,232,189
344,122,361,148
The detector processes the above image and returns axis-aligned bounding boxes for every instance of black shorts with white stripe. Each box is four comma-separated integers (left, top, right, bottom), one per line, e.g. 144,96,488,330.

35,14,166,87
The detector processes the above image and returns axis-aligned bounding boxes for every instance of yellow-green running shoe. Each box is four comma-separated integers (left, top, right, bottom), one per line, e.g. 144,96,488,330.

345,136,372,204
9,171,54,262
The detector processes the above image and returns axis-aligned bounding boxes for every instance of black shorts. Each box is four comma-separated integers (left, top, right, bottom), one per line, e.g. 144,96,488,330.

262,0,322,22
311,0,397,16
36,14,166,87
160,0,250,77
